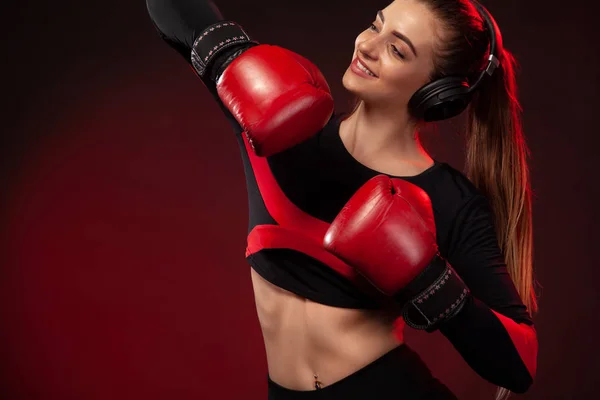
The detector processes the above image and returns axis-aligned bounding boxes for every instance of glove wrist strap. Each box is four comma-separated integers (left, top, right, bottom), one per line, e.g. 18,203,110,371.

397,255,470,332
191,21,256,79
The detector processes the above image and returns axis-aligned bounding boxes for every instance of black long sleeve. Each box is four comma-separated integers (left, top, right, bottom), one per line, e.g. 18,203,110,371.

440,195,537,393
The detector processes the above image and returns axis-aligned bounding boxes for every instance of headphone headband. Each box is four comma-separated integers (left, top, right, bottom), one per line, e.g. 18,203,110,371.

408,0,502,122
468,0,500,93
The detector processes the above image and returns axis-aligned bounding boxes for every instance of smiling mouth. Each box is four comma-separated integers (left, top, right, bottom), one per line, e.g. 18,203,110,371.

356,58,377,77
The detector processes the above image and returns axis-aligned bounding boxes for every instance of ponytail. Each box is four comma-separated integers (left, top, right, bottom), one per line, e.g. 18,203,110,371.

465,48,538,400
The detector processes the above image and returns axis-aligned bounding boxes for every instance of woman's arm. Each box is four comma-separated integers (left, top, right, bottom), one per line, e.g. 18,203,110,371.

322,177,537,393
146,0,245,133
146,0,244,83
146,0,334,157
439,194,538,393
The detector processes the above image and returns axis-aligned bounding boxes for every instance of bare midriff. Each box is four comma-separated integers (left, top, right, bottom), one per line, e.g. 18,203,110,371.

250,268,404,391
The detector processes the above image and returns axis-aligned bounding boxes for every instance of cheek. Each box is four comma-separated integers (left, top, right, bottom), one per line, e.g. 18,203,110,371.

381,60,432,98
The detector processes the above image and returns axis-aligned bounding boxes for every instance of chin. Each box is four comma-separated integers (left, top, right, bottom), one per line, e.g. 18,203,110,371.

342,68,382,105
342,68,369,97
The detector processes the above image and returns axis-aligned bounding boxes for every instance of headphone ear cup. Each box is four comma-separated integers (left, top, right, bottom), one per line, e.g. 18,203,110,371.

408,77,471,122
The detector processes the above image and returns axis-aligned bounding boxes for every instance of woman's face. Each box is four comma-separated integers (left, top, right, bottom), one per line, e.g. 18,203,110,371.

342,0,442,110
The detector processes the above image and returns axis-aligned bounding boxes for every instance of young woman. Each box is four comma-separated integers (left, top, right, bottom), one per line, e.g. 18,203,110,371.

146,0,538,398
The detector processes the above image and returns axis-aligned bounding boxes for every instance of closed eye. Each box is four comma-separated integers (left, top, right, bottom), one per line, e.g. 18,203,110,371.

369,23,406,60
391,45,405,59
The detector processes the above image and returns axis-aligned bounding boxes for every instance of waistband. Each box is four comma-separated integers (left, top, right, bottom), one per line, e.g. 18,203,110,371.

267,344,457,400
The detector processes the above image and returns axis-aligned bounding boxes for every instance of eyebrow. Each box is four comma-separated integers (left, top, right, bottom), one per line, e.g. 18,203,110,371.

377,10,418,57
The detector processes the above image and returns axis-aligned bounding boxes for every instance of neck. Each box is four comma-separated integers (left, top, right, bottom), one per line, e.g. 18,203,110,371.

341,101,428,161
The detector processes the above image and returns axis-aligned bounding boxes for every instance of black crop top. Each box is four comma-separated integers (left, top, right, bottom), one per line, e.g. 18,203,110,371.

246,115,515,310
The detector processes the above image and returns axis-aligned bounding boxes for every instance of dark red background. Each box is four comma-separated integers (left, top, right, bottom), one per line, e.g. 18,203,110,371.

1,0,597,399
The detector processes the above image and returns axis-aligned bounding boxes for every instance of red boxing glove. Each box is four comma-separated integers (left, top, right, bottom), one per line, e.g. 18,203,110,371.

323,175,469,331
216,45,334,157
323,175,437,294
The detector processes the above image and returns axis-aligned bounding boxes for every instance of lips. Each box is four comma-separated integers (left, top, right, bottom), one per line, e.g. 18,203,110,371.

355,57,378,78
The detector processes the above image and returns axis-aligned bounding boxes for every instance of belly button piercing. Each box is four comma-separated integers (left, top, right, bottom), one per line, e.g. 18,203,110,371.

314,374,323,390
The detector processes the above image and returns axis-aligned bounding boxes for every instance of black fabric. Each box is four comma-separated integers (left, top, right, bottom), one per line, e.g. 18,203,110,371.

146,0,224,61
440,297,534,393
146,0,254,82
267,345,458,400
248,249,380,309
398,258,470,332
190,22,255,79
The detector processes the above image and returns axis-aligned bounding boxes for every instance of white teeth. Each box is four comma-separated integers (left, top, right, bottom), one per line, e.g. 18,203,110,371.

357,60,376,77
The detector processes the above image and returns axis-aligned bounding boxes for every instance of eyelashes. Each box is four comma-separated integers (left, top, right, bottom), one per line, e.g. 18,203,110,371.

367,24,406,59
390,43,404,59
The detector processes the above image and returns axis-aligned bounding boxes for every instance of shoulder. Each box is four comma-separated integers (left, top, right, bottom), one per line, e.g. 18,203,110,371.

409,162,491,253
413,161,483,214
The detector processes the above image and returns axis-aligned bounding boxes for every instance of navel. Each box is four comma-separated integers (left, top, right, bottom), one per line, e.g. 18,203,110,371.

313,373,323,390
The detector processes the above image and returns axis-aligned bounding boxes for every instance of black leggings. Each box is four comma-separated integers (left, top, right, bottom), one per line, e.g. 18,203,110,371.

267,345,458,400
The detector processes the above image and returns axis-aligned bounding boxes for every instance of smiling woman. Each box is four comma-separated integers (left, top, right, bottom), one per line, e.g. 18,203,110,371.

146,0,538,399
343,1,436,116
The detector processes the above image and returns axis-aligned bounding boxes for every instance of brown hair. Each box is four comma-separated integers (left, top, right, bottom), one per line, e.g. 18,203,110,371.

416,0,538,398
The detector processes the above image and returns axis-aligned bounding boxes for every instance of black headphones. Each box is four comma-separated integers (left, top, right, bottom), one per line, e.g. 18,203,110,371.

408,0,501,122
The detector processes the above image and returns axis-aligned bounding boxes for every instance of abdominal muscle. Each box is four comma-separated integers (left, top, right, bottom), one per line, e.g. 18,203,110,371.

250,268,404,391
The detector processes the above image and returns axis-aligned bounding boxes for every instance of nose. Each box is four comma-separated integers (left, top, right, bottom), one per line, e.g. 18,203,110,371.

357,36,379,61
